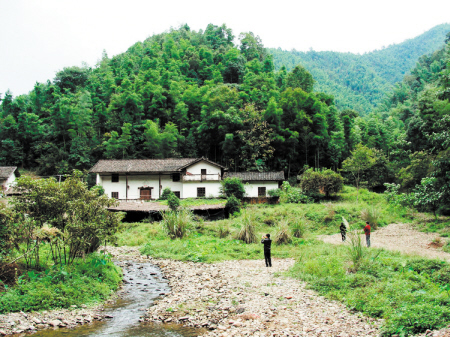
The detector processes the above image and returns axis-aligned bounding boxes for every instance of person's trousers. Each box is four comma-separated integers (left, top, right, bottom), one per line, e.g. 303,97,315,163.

341,232,346,242
366,235,370,247
264,250,271,267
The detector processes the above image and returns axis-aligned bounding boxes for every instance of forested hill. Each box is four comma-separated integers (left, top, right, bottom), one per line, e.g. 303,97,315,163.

0,24,354,178
269,23,450,115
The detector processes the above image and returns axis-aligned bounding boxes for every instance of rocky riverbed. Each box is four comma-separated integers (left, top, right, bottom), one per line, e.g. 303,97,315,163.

0,303,111,335
139,257,383,336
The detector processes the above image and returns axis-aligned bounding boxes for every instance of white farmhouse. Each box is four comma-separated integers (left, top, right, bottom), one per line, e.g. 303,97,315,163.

90,158,227,200
90,158,285,200
225,171,284,197
0,167,20,193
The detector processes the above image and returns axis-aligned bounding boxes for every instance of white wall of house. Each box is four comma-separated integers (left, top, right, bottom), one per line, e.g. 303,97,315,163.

183,182,222,198
99,173,193,199
2,173,17,191
96,160,224,199
244,181,279,198
186,161,221,175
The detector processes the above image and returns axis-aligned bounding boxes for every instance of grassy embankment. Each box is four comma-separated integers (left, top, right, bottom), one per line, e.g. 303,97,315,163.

115,185,450,335
0,250,122,314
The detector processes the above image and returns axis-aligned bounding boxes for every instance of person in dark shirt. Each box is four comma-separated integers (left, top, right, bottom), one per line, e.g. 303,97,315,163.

364,221,371,247
339,222,347,242
261,234,272,267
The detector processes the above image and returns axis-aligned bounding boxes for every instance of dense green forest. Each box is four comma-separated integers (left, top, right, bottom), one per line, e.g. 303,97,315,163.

0,24,356,177
0,23,450,212
270,23,450,114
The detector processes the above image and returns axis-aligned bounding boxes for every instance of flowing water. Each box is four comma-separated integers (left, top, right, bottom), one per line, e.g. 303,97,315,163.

27,261,202,337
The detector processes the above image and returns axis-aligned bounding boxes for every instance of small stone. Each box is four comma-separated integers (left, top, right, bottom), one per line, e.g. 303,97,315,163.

178,316,190,321
49,319,62,327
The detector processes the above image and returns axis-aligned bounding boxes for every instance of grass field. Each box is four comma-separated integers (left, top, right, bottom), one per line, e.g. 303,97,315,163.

113,185,450,335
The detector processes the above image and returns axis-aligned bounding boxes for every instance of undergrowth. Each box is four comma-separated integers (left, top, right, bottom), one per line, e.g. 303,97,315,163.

0,253,121,313
289,241,450,336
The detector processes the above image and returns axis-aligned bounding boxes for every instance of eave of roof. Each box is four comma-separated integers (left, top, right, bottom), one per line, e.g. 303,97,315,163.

225,171,285,181
89,158,227,174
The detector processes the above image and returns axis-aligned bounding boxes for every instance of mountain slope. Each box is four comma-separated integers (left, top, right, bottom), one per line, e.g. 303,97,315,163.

269,23,450,114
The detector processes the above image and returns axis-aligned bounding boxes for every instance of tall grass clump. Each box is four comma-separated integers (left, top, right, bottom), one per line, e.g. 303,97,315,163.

274,224,292,245
360,206,380,229
161,208,192,239
234,211,257,244
290,219,306,238
347,230,366,269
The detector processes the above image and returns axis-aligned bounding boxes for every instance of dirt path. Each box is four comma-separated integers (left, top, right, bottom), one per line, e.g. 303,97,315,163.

320,223,450,261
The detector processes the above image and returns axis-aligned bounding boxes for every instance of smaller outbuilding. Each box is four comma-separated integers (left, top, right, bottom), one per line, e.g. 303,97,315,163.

0,166,20,194
225,171,285,198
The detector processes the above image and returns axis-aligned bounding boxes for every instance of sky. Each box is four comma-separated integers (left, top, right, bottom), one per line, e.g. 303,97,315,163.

1,0,449,97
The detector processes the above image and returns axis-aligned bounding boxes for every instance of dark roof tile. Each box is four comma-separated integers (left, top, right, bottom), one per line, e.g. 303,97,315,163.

0,167,19,179
225,171,285,181
90,158,225,173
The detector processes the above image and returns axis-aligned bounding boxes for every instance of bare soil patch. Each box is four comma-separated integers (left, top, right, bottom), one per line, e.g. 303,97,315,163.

320,223,450,261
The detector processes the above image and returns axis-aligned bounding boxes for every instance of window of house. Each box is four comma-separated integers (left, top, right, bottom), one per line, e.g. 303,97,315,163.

173,191,181,198
111,174,119,183
172,173,180,182
201,169,207,175
111,192,119,199
258,187,266,197
197,187,206,197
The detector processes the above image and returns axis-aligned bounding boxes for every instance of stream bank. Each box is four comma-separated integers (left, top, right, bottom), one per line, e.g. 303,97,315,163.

0,247,202,337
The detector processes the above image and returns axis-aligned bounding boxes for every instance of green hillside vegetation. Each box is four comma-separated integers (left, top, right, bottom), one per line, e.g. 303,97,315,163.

0,24,356,178
269,23,450,114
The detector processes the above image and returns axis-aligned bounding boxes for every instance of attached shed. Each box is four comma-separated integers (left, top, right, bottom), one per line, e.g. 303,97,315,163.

0,167,20,193
225,171,284,197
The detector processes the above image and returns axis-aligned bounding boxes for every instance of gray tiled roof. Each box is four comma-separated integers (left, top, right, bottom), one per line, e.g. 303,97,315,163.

226,171,285,181
90,158,225,174
0,167,19,179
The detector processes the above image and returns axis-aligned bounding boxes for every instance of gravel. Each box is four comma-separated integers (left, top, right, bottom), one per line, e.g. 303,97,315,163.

143,257,383,336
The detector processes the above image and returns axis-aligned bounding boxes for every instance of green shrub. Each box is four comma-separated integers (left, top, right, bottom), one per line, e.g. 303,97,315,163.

161,209,192,239
299,168,343,197
221,177,246,200
226,195,241,213
160,187,172,200
279,181,312,204
167,193,180,211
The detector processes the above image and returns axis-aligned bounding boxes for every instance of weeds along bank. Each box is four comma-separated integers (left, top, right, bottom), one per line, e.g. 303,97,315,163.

114,186,450,335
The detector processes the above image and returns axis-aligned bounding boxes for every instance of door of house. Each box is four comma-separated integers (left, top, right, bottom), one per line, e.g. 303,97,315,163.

201,169,207,181
140,188,152,200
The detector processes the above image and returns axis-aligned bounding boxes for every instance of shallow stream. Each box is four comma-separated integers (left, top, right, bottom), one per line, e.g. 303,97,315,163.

28,260,201,337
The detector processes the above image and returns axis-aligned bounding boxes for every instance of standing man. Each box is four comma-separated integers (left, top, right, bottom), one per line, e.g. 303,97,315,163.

364,221,371,247
261,234,272,267
339,222,347,242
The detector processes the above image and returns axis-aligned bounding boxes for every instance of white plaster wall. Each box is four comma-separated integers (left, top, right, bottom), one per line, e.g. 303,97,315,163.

100,175,127,199
243,181,279,197
99,174,185,199
183,182,222,198
186,161,221,175
6,174,16,187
